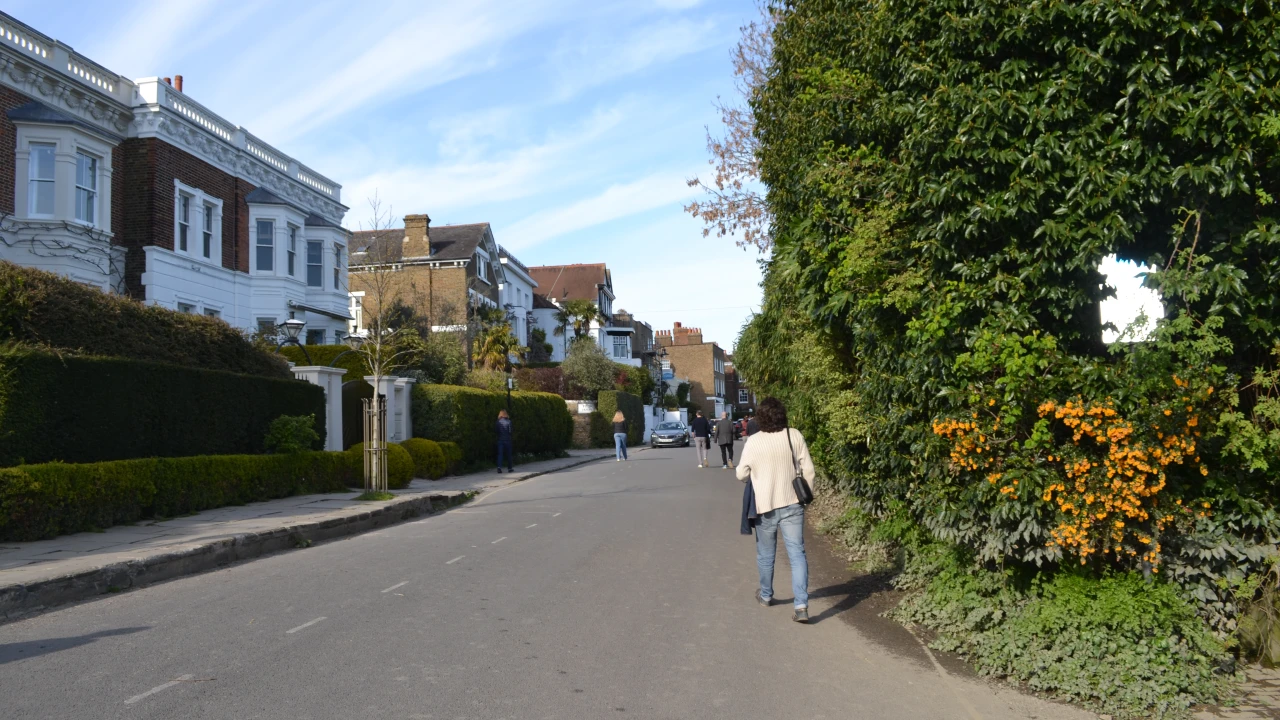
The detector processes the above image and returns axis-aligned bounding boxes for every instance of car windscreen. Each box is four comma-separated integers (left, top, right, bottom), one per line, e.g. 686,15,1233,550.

656,423,684,430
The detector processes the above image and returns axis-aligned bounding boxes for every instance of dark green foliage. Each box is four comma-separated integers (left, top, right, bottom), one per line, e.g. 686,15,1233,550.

893,546,1232,719
400,438,446,479
596,390,644,446
437,441,463,474
410,385,572,462
341,379,374,450
587,411,614,448
0,452,353,541
278,345,368,381
0,347,324,467
264,415,320,453
514,366,566,396
614,365,655,402
345,442,414,489
562,341,617,400
0,262,289,378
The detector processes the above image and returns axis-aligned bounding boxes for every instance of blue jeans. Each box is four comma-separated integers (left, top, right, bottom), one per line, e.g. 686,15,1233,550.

496,439,513,470
755,503,808,608
614,433,628,460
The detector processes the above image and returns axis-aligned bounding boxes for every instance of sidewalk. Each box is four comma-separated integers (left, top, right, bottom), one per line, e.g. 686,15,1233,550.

0,448,618,621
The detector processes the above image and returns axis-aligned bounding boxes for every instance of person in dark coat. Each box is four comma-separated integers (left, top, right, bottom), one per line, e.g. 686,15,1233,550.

715,410,736,469
496,409,514,473
746,413,760,437
689,410,711,468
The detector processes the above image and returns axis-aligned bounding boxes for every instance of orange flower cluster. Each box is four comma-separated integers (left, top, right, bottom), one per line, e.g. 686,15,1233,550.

933,415,993,472
1036,398,1200,567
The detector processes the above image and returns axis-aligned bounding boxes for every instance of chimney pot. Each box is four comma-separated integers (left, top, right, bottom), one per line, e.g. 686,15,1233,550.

162,77,172,86
174,75,183,92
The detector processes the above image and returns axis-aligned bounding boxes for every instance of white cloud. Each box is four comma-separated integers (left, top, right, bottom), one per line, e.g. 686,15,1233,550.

499,171,701,251
1100,255,1164,342
548,17,721,100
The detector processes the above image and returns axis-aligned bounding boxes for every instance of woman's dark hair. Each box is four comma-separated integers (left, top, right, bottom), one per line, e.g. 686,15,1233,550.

755,397,788,433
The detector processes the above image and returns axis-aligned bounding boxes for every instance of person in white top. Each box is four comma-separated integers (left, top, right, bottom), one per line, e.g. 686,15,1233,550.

735,397,816,623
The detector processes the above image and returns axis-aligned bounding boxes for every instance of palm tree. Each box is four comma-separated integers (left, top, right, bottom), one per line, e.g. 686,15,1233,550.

552,306,572,358
563,299,603,342
473,323,528,370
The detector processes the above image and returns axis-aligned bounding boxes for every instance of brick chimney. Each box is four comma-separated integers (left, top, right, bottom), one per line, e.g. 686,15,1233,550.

174,75,184,92
403,213,431,259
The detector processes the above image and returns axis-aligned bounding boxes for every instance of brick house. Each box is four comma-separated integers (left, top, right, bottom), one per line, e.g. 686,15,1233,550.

0,12,352,343
655,322,727,418
348,215,504,334
725,356,755,416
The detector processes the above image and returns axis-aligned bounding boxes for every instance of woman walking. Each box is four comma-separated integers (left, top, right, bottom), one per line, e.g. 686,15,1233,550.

735,397,816,623
495,409,515,473
612,410,629,461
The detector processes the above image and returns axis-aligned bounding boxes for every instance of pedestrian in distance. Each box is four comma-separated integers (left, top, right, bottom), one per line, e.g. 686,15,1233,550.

746,412,759,437
735,397,816,623
689,409,711,468
715,410,736,469
495,409,515,473
612,410,629,462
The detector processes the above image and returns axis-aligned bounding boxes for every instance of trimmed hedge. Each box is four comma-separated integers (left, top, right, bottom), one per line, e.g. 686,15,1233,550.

346,442,414,489
278,344,369,382
0,261,289,378
0,347,325,467
596,390,644,446
411,385,573,462
400,438,446,480
438,442,463,474
0,452,353,541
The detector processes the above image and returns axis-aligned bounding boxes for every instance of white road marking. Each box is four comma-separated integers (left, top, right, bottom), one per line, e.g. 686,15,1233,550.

453,511,489,514
286,617,327,634
446,555,465,565
552,513,562,517
525,524,538,529
381,581,408,593
124,674,194,705
492,537,507,544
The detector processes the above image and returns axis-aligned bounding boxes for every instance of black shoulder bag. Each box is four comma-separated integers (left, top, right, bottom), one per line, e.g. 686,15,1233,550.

785,426,814,506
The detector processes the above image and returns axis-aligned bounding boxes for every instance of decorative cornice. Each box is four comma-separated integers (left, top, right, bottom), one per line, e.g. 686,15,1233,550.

0,49,132,135
132,109,347,222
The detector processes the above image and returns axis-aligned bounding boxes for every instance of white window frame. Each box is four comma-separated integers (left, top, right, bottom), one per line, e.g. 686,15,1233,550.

74,150,99,226
202,202,215,259
287,225,299,276
333,242,343,290
177,302,196,314
738,389,750,404
26,141,56,218
256,219,275,273
306,239,323,287
177,192,192,252
172,180,223,264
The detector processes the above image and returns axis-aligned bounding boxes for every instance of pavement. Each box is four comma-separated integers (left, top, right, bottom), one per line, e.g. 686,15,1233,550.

0,449,619,620
0,445,1104,719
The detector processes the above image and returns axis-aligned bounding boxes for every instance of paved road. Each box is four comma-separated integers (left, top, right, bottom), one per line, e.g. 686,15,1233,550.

0,448,1094,719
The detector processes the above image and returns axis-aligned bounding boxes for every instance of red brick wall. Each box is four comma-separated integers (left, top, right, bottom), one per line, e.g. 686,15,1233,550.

116,137,254,297
0,85,33,215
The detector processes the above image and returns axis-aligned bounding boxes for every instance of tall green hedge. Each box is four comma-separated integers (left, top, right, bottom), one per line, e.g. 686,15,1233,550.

278,344,369,382
596,390,644,446
0,347,325,467
411,385,572,462
0,261,289,378
0,451,353,541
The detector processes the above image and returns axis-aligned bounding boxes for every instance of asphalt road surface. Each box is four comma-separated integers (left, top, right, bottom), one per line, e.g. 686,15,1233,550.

0,447,1095,719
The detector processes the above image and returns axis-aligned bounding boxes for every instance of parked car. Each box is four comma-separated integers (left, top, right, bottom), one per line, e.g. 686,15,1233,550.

650,421,690,448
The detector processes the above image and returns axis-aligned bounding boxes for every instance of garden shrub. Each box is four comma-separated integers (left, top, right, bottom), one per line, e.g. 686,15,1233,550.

345,442,415,489
514,366,566,396
593,390,644,447
400,438,446,480
264,415,321,453
0,261,289,378
893,545,1233,719
0,451,353,541
411,384,572,462
0,346,324,467
438,442,463,474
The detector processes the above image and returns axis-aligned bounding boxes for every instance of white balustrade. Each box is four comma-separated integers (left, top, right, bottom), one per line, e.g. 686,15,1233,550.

0,20,48,60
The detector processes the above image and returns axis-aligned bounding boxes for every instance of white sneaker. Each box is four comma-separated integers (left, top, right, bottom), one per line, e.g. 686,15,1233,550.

721,465,728,469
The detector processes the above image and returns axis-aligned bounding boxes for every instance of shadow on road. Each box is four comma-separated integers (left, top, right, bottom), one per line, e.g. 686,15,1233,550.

804,573,897,625
0,626,148,665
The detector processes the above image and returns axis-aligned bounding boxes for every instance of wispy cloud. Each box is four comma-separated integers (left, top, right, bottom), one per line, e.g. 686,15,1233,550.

548,17,722,100
499,171,700,251
88,0,223,78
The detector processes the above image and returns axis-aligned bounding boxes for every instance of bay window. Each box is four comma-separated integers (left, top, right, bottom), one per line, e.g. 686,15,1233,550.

333,243,343,289
74,152,98,225
287,226,298,276
202,204,214,258
306,240,322,287
256,220,275,272
177,194,191,251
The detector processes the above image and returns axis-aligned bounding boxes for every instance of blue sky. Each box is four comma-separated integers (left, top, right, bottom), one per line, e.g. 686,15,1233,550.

13,0,765,351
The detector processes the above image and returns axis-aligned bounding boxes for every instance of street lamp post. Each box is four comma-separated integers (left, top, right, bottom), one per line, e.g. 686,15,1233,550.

327,331,366,368
274,317,312,364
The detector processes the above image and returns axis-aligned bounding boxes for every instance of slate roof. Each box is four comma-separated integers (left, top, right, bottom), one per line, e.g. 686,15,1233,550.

528,264,609,303
7,101,124,142
351,222,492,264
